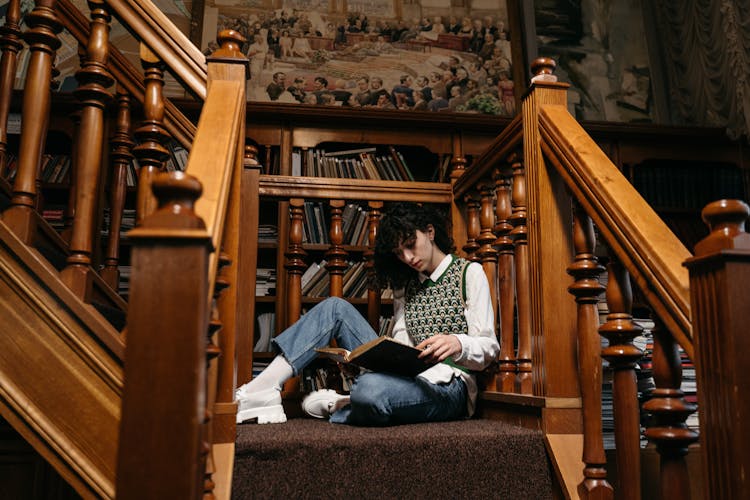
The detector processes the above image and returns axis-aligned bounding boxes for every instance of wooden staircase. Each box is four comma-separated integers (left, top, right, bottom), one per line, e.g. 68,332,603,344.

0,1,749,499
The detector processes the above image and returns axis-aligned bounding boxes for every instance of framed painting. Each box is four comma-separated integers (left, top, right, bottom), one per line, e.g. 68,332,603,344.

200,0,520,116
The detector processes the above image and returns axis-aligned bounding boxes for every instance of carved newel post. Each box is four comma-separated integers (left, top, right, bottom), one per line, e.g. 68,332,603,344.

117,172,212,499
684,199,750,500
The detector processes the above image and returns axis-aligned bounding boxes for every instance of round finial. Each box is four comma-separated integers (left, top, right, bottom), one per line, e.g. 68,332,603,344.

702,199,749,233
694,199,750,255
214,29,247,58
530,57,558,83
152,171,203,212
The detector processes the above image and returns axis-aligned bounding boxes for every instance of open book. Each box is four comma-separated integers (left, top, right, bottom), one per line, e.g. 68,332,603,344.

315,337,434,377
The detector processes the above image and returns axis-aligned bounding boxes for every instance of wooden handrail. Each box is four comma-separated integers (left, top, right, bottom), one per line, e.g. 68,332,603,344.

104,0,206,100
453,113,523,199
187,79,245,286
537,104,693,358
259,175,453,203
55,0,197,148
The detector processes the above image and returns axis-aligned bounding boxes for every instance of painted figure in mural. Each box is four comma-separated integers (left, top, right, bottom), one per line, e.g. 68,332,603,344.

287,76,307,103
246,34,268,86
292,35,313,59
353,76,373,106
279,30,293,59
266,72,287,100
391,75,415,108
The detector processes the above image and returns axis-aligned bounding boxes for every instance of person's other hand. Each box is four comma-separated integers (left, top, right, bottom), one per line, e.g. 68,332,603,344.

416,334,461,363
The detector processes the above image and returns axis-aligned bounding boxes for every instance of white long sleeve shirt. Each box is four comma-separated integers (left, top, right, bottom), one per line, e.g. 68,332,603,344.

390,254,500,416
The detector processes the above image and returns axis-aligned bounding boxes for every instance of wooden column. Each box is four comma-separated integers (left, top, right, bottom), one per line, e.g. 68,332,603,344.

462,193,480,260
510,156,531,394
449,131,468,256
494,162,516,392
133,44,171,224
600,256,643,499
285,198,306,325
642,318,697,500
60,0,114,300
1,0,61,243
326,199,347,298
0,0,22,179
101,86,134,289
117,172,211,499
567,200,612,499
684,199,749,499
477,180,499,318
366,201,383,330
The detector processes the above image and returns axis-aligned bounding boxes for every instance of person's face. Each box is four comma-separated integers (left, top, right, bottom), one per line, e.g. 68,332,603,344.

358,79,369,91
371,79,382,89
314,79,324,90
393,227,440,274
276,74,286,84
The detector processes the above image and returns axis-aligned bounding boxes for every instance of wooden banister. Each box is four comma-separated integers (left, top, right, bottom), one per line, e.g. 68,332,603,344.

0,0,22,179
56,0,197,148
537,105,693,358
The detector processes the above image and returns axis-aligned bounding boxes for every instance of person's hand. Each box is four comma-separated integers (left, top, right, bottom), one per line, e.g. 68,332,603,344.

416,334,461,363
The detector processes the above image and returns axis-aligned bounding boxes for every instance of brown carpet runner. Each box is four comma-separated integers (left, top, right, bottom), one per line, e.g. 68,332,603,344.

233,418,553,499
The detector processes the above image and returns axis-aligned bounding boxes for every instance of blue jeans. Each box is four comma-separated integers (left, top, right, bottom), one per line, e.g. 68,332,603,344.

272,297,468,426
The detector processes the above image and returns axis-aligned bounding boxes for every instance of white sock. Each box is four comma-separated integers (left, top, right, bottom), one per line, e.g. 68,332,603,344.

237,355,293,394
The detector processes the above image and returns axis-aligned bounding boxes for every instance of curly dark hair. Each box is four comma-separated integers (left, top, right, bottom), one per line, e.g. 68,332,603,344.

374,202,453,290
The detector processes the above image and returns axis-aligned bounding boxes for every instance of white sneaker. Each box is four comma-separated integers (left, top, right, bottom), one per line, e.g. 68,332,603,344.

301,389,350,419
236,387,287,424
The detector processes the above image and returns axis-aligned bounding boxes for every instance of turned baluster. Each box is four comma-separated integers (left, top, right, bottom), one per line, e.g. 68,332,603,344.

133,44,171,224
510,156,532,394
202,252,231,500
59,45,86,243
493,162,516,392
285,198,306,325
1,0,62,243
566,201,613,499
326,199,348,298
685,199,750,499
463,194,480,260
0,0,22,179
59,0,114,300
600,256,644,499
101,86,134,289
449,132,468,254
477,180,499,316
642,318,698,500
366,201,383,330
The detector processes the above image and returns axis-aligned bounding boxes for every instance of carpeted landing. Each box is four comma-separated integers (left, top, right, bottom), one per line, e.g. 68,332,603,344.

232,418,553,499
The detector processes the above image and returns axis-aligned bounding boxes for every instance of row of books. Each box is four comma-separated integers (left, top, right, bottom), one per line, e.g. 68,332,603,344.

101,208,137,237
303,201,370,246
300,260,374,299
256,268,276,296
292,145,416,182
39,154,72,184
631,161,744,210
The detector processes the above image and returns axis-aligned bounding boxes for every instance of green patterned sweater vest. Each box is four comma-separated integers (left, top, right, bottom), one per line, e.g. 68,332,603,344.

404,256,469,344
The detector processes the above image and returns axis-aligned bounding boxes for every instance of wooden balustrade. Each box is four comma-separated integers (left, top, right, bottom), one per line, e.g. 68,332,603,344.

132,44,171,224
2,0,62,244
510,155,533,395
59,0,114,300
101,86,134,289
494,162,516,392
567,201,613,498
462,193,480,259
365,201,383,330
0,0,22,180
326,199,348,298
600,255,644,499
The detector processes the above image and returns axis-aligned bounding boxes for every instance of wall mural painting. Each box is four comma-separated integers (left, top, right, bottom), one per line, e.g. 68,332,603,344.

204,0,517,115
534,0,654,123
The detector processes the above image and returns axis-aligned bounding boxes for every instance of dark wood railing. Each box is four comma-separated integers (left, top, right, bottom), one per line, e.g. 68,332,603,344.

1,0,749,498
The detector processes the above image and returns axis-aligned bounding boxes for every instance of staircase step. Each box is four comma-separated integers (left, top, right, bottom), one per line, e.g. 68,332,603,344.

233,418,553,499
